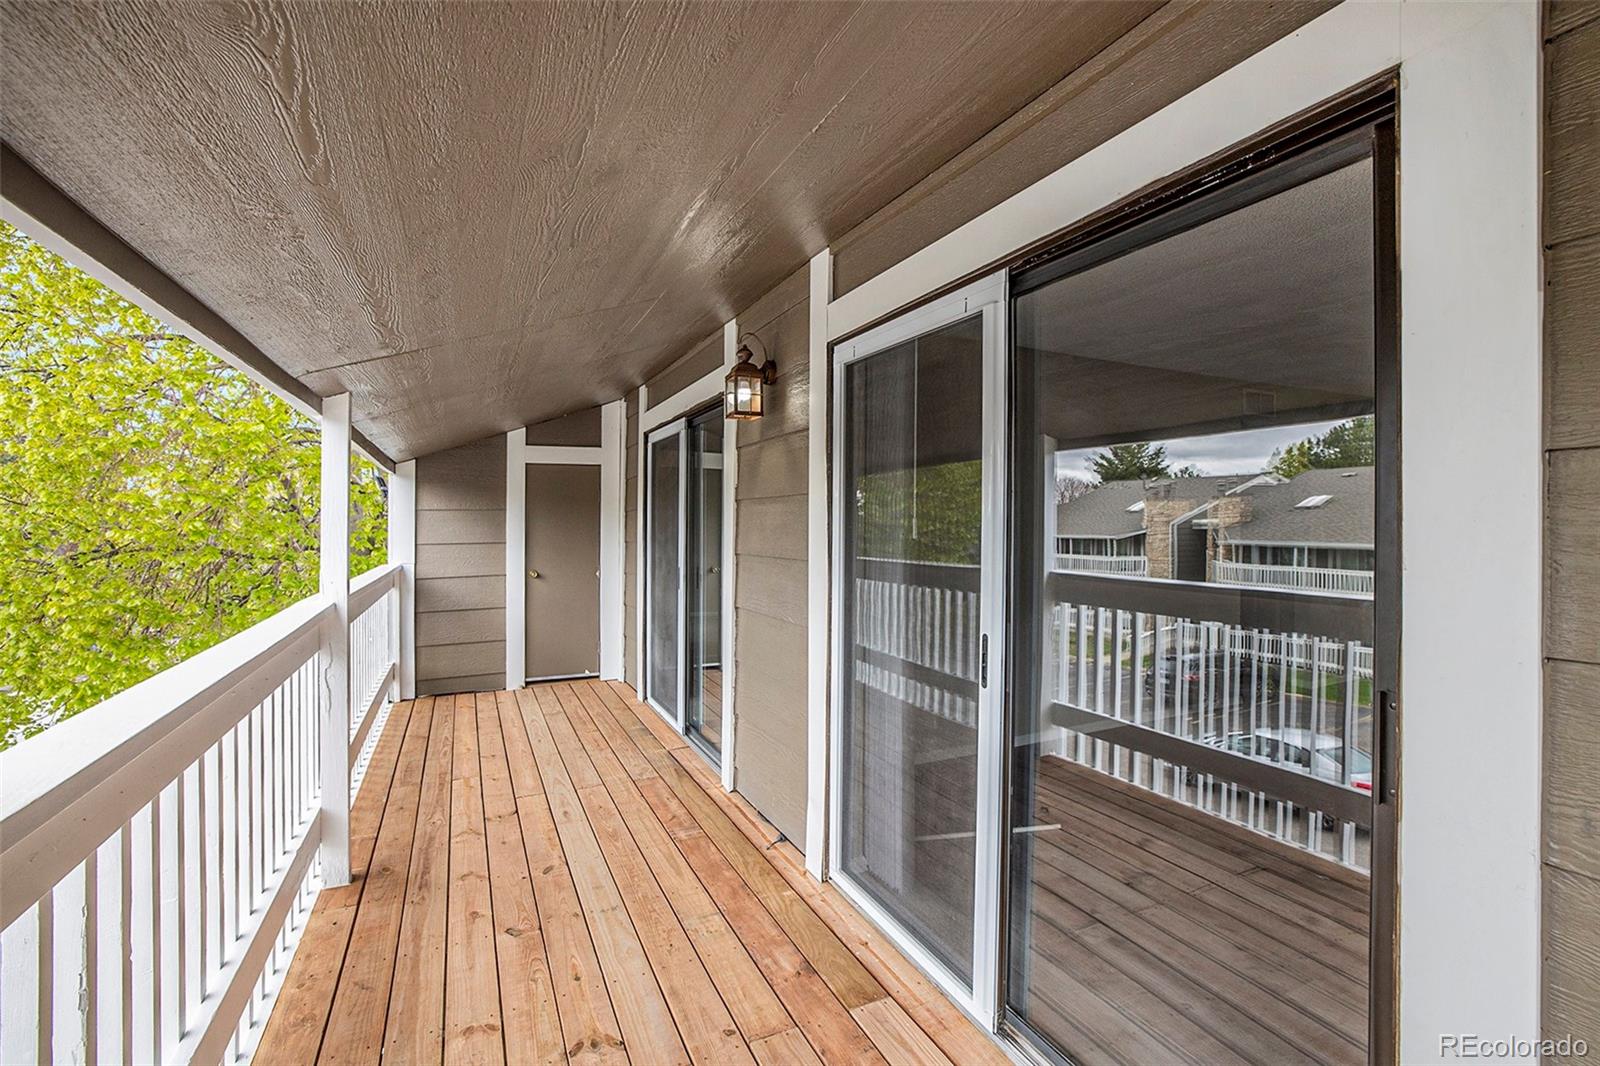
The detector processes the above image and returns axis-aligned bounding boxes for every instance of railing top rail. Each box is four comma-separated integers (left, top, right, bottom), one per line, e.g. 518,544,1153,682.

349,561,402,617
0,591,331,928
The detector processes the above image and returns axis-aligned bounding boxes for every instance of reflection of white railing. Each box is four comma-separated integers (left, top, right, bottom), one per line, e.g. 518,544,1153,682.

852,561,981,729
1055,554,1149,576
1049,602,1373,871
848,555,1374,872
0,564,401,1065
1214,560,1374,596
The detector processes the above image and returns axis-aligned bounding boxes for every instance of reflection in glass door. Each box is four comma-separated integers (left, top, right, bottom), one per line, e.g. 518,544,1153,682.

833,276,1006,1006
645,406,726,765
1002,115,1395,1066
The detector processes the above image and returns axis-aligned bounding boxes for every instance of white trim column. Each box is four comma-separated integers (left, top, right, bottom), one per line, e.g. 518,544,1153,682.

634,385,648,696
805,249,831,880
720,320,739,791
600,400,627,680
505,427,527,689
389,459,417,700
318,392,352,886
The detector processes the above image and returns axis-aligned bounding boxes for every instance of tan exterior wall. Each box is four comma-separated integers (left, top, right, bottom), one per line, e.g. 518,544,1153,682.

414,435,505,695
730,267,812,848
1543,3,1600,1051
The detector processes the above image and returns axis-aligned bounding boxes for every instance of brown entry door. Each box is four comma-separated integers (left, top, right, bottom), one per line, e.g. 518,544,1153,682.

525,464,601,680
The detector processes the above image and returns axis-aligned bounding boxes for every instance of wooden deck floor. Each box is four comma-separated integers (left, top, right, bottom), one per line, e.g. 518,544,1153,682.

1015,756,1371,1066
255,680,1006,1066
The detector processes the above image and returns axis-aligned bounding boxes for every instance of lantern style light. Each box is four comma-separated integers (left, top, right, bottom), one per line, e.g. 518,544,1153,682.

724,335,776,420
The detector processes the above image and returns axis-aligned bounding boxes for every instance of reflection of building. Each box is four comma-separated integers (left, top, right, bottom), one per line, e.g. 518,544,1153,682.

1056,468,1375,595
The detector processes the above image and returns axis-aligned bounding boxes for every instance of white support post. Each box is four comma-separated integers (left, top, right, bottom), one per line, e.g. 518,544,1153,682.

390,459,417,700
505,427,527,690
805,249,832,880
720,319,739,792
318,392,352,887
599,401,627,681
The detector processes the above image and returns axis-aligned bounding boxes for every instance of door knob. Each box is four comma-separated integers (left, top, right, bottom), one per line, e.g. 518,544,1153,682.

528,569,540,579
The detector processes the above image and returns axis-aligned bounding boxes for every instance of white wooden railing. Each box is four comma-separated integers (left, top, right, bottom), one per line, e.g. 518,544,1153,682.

1054,553,1149,576
0,563,401,1066
1213,559,1374,596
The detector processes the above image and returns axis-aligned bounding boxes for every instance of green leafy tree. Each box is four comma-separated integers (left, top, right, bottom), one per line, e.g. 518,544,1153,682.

1089,442,1171,483
1,222,386,748
1270,416,1375,477
855,460,982,565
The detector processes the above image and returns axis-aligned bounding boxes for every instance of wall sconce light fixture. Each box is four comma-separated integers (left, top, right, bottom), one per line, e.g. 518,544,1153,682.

725,335,776,420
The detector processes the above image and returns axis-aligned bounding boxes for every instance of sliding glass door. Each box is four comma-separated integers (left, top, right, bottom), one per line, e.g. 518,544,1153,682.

1002,114,1395,1065
832,276,1006,1008
644,406,725,764
826,99,1395,1063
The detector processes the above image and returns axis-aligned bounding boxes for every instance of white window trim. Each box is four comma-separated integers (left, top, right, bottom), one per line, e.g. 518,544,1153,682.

720,321,740,792
816,3,1541,1057
804,250,832,879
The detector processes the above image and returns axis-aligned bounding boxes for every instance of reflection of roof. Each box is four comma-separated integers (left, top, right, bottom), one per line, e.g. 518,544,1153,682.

1057,467,1374,547
1228,467,1374,547
1056,480,1148,537
1057,473,1270,537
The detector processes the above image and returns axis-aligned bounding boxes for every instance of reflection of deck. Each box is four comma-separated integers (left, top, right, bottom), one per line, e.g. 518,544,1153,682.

256,680,1003,1065
1017,756,1370,1066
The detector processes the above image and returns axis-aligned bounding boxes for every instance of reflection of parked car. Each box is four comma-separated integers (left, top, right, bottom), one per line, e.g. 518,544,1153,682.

1220,727,1371,791
1142,643,1279,704
1186,727,1372,828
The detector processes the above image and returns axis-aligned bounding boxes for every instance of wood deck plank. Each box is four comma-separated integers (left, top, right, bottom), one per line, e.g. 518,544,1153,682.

562,685,796,1044
382,695,456,1064
597,684,888,1013
515,689,691,1066
748,1026,824,1066
446,694,505,1065
501,699,627,1066
479,692,565,1066
316,697,432,1064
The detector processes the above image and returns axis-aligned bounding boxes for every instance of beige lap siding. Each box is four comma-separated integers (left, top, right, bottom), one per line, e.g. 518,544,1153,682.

414,435,506,695
1542,6,1600,1054
730,267,812,848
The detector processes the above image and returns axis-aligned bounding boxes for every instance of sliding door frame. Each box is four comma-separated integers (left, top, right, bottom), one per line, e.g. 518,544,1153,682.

993,87,1401,1065
643,403,729,769
827,271,1009,1027
643,417,689,732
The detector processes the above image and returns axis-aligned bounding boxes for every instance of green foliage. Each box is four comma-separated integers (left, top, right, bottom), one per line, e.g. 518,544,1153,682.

0,222,386,748
855,460,981,565
1089,442,1171,483
1270,417,1375,478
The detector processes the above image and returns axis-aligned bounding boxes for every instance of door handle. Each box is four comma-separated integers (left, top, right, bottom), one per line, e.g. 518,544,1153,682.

528,569,540,579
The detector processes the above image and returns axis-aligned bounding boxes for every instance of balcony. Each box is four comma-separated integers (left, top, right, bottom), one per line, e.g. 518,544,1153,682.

1213,561,1374,597
0,592,1004,1065
1054,554,1150,577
